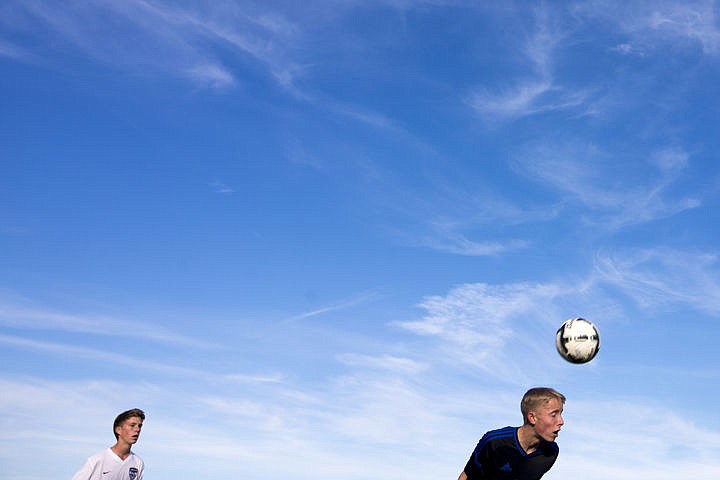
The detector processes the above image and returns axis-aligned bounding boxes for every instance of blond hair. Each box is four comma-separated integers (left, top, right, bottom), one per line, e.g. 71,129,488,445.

520,387,565,424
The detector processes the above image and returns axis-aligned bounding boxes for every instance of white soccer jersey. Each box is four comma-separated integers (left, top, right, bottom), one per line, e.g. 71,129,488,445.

71,448,144,480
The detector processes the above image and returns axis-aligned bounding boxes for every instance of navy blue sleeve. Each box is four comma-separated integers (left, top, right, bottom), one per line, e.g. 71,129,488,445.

463,436,493,479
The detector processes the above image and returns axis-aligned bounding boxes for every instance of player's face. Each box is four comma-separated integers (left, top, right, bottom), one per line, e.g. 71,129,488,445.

116,416,143,445
531,398,564,442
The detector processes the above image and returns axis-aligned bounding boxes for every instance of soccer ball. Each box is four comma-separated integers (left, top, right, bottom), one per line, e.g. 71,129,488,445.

555,317,600,364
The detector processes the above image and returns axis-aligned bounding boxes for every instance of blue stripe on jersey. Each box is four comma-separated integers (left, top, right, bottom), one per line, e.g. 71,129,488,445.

475,426,516,450
472,427,517,473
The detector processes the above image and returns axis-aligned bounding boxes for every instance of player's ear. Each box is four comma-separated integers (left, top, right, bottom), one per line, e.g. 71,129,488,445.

527,411,537,426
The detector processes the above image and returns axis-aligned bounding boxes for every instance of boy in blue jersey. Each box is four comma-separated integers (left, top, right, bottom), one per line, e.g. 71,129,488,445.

458,387,565,480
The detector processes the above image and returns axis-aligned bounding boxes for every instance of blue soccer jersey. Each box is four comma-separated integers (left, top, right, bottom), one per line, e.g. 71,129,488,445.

463,426,558,480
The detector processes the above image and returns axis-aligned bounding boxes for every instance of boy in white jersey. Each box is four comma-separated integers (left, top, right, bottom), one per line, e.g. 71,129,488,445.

71,408,145,480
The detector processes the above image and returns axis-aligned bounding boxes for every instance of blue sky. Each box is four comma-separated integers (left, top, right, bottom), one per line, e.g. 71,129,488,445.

2,1,720,479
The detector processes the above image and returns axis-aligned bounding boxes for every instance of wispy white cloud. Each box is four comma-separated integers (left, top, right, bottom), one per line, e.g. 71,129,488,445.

468,81,546,118
513,142,701,229
593,247,720,314
0,0,308,90
0,39,32,61
0,333,189,374
0,301,213,347
0,333,203,376
394,281,569,382
0,225,31,236
649,146,690,174
465,5,593,121
329,103,397,130
413,231,530,256
0,333,284,386
337,353,428,374
377,177,551,257
584,0,720,56
185,64,236,89
285,291,381,322
219,372,285,384
284,137,327,170
208,179,235,194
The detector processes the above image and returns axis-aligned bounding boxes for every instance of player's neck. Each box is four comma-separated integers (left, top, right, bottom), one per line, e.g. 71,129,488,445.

111,441,133,460
517,425,541,455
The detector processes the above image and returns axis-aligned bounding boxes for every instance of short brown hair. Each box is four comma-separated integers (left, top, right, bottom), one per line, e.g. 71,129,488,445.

520,387,565,424
113,408,145,439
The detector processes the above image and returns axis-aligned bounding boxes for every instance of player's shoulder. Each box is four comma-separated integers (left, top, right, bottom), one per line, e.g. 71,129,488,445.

475,426,517,450
93,448,113,459
130,451,145,465
80,448,111,466
481,426,516,441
